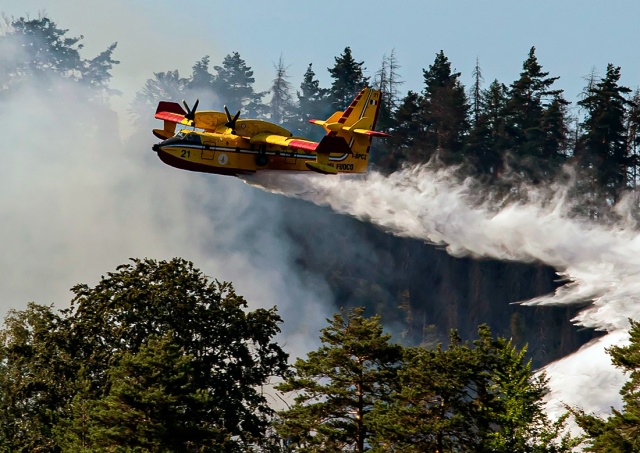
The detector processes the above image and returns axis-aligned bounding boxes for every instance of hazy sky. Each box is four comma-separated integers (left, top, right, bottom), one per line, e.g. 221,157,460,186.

5,0,640,110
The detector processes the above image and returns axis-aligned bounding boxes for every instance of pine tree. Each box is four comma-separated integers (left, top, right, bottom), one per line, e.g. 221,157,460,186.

505,47,568,181
296,63,331,139
371,326,578,452
370,331,477,451
574,319,640,451
185,55,216,98
371,50,404,169
372,49,403,131
86,334,217,451
419,50,470,164
577,63,632,201
625,89,640,188
268,55,294,127
470,57,485,125
391,90,423,167
0,15,119,98
130,69,188,120
213,52,267,117
328,47,369,110
276,307,403,452
466,79,510,178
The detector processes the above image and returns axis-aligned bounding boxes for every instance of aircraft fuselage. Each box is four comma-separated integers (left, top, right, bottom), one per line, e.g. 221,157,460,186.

152,130,359,176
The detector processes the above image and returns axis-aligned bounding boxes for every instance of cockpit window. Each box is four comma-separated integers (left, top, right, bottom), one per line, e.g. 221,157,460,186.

175,131,185,139
184,133,202,144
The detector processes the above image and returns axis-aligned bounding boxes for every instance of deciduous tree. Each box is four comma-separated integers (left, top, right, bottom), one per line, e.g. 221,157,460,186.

0,258,289,452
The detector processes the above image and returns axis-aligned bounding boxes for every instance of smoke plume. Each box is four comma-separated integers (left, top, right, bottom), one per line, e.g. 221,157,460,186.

0,79,334,361
244,165,640,418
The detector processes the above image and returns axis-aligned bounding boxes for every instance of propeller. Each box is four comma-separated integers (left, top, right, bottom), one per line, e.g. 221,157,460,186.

182,99,200,125
224,105,241,133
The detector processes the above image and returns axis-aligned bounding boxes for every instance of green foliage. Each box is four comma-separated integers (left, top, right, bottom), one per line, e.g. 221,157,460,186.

504,47,568,181
577,63,632,200
0,303,69,452
371,325,577,452
295,63,331,140
0,15,119,97
466,79,510,179
276,307,403,452
276,312,574,452
213,51,267,117
328,47,369,110
575,319,640,451
419,50,470,163
0,258,289,452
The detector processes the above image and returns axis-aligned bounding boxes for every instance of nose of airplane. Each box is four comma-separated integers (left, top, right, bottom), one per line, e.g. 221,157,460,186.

152,144,161,152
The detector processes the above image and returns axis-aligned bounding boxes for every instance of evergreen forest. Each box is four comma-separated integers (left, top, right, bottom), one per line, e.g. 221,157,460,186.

3,14,640,451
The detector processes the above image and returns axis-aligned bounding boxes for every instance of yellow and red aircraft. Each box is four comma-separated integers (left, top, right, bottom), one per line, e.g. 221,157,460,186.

151,87,389,176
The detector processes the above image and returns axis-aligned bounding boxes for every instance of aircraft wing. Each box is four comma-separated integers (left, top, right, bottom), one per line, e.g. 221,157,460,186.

154,102,229,132
249,132,319,152
155,102,189,125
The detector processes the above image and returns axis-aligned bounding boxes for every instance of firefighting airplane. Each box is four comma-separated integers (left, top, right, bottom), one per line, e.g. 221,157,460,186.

151,87,389,176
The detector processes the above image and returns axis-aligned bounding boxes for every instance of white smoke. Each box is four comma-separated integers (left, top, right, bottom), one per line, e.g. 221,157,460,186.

244,165,640,419
0,79,333,360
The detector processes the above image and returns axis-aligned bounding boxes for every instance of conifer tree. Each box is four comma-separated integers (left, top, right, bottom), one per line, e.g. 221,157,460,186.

574,319,640,451
371,50,404,169
625,89,640,188
213,51,267,117
296,63,330,139
391,90,423,167
79,334,212,451
185,55,216,97
276,307,403,452
470,57,485,125
268,55,294,127
328,47,369,110
0,15,118,98
372,325,578,452
373,49,404,132
466,80,509,178
419,50,470,164
577,63,632,201
130,69,188,119
505,47,568,180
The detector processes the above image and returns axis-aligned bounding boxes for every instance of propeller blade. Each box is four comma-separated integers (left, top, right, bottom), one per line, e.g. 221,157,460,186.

224,105,232,123
232,110,241,122
183,98,199,123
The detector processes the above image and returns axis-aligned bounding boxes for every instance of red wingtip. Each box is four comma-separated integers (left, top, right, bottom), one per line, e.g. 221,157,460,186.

365,131,392,138
155,101,186,116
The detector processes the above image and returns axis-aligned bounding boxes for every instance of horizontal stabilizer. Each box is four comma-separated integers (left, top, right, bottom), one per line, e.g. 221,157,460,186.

309,111,343,132
345,117,392,137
